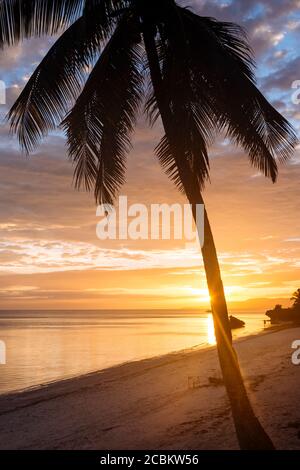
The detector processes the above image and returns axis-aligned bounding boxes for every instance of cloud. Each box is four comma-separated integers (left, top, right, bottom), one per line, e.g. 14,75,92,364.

263,57,300,92
0,1,299,308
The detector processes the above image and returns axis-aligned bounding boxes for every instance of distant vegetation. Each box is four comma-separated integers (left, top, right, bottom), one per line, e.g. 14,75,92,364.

266,289,300,324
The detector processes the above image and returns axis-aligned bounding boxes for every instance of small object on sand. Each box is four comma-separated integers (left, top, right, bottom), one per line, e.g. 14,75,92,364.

208,376,224,387
229,315,245,329
188,375,202,389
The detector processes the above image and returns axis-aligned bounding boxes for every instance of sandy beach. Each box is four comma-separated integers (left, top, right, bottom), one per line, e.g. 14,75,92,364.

0,327,299,450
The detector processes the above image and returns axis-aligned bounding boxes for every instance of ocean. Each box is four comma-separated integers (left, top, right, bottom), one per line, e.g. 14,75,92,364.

0,310,270,394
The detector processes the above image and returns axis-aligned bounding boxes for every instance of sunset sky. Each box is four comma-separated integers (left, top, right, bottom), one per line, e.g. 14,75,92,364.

0,0,300,311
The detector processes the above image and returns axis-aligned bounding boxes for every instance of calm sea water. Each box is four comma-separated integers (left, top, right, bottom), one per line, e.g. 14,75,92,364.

0,310,269,395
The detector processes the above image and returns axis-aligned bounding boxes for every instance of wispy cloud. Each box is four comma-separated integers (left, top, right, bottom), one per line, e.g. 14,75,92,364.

0,1,299,308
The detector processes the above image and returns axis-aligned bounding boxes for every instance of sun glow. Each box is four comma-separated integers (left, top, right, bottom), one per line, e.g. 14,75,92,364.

207,315,216,345
186,287,211,304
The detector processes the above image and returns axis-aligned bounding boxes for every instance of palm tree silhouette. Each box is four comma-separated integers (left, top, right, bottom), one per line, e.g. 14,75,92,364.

291,289,300,310
3,0,297,449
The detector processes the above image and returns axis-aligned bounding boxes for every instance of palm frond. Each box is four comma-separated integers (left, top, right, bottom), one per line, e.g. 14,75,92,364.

179,7,298,181
146,20,212,193
7,7,114,153
83,0,131,16
0,0,84,45
62,13,143,204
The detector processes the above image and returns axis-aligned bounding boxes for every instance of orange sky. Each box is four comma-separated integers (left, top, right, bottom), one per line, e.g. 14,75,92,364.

0,128,299,311
0,1,300,311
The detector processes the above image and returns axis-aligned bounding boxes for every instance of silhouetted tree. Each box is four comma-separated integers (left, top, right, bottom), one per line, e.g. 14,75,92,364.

291,289,300,310
2,0,297,449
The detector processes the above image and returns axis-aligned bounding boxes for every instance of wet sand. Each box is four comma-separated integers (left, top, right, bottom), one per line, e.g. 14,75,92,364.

0,327,299,449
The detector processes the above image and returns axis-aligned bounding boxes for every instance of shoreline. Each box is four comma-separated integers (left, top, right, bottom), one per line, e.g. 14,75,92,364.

0,311,272,397
0,326,299,449
0,323,287,399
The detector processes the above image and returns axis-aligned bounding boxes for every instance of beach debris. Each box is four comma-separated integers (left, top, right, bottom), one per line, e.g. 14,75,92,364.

188,375,202,389
188,375,224,389
208,376,224,387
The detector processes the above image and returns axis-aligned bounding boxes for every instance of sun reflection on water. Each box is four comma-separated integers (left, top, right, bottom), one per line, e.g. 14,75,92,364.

207,315,216,345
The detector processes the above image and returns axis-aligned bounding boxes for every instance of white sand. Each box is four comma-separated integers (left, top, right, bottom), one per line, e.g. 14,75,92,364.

0,327,299,450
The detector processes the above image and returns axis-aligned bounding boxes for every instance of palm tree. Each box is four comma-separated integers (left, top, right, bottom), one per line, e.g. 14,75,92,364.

2,0,297,449
291,289,300,310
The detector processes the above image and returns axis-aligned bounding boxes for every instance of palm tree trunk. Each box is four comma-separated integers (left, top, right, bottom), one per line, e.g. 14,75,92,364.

190,190,275,450
142,23,275,450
